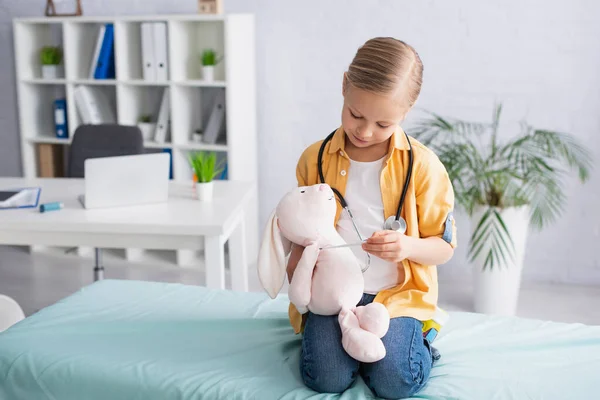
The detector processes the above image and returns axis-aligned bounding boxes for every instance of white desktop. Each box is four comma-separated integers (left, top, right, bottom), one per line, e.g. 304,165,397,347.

79,153,170,209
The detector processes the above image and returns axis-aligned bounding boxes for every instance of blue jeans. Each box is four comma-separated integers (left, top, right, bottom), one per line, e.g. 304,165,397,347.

300,294,435,399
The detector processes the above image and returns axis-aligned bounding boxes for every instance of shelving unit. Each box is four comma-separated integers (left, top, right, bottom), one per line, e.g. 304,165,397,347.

12,14,258,268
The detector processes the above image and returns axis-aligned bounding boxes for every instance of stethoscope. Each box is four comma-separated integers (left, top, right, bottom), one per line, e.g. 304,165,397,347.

317,129,414,271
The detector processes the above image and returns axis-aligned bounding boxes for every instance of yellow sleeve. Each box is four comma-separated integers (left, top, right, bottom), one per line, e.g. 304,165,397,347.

296,156,308,187
415,152,457,248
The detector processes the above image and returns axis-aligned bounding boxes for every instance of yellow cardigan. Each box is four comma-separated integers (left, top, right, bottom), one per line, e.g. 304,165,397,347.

289,126,457,334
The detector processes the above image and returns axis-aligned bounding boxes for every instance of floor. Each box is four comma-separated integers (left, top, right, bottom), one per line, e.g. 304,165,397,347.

1,245,599,326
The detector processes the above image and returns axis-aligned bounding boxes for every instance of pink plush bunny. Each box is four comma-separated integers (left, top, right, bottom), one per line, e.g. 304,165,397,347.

258,183,390,363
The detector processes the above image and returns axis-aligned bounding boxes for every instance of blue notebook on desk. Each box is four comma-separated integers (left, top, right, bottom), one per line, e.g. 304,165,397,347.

0,187,41,210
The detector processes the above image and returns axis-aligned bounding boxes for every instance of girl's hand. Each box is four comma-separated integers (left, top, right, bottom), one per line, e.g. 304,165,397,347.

362,231,415,263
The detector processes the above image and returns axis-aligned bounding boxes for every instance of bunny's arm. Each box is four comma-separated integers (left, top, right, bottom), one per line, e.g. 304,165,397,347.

286,244,305,283
288,243,319,314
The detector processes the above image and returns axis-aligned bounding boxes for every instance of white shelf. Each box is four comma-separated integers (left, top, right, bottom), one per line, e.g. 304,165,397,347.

13,13,259,267
178,142,228,152
144,141,172,149
119,80,170,86
15,14,227,24
173,80,227,87
27,136,71,145
71,79,117,86
21,78,67,85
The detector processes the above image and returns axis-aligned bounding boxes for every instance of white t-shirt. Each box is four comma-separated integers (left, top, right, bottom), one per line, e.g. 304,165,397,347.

336,157,400,294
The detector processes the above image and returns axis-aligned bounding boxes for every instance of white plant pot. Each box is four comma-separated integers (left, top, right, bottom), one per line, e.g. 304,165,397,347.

202,65,215,82
42,65,63,79
137,122,156,141
196,181,214,202
470,206,530,316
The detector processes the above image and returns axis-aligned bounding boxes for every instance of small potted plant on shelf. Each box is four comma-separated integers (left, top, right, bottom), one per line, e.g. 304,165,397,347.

188,151,225,202
200,49,222,82
137,115,156,141
40,46,63,79
413,103,592,316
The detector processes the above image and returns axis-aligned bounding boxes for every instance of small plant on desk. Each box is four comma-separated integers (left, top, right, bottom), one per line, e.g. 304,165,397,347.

40,46,63,79
188,151,225,202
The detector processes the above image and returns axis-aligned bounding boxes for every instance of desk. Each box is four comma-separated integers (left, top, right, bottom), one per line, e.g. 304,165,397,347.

0,178,253,292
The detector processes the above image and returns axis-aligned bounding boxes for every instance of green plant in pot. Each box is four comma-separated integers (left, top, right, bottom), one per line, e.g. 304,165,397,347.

189,151,225,202
40,46,63,79
136,114,155,141
199,49,223,82
413,104,592,316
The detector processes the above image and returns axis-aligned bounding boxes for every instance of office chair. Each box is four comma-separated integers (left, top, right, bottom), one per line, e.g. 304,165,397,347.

0,294,25,332
67,124,145,281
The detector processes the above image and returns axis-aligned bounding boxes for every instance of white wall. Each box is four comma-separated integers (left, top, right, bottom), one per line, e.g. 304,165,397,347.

1,0,599,285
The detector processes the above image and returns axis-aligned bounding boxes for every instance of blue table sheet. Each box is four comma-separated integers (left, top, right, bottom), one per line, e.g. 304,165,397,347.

0,280,599,399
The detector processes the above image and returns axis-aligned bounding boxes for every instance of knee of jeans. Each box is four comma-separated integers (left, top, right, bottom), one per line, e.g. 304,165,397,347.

367,361,429,399
369,376,422,399
301,365,355,394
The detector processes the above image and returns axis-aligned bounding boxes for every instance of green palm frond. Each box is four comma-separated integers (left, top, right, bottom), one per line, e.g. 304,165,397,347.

469,208,515,270
413,103,593,270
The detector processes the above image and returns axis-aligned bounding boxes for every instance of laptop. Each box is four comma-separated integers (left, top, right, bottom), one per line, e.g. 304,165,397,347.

79,153,170,209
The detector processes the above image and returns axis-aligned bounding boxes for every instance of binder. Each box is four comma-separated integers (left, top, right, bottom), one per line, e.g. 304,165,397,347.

53,98,68,139
93,24,115,80
162,148,173,179
74,86,116,124
0,187,41,210
38,143,64,178
154,88,170,143
88,25,106,79
141,22,156,81
202,89,226,144
152,22,168,81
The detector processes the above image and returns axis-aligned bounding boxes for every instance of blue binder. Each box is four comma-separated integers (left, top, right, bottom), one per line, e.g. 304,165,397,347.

162,148,173,179
53,98,68,139
93,24,115,80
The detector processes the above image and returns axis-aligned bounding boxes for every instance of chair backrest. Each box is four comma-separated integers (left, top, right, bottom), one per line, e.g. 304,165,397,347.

0,294,25,332
67,124,145,178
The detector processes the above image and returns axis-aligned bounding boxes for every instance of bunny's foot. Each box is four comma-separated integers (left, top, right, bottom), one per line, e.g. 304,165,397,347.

354,302,390,338
338,308,386,363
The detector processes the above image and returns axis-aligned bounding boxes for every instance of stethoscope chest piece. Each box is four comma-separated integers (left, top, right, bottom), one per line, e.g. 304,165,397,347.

384,216,407,234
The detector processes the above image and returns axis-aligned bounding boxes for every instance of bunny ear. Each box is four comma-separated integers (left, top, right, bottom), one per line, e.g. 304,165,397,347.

257,210,291,299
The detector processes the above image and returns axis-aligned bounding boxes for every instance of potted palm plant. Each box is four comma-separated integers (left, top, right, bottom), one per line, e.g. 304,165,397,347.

188,151,225,202
413,104,592,316
40,46,63,79
200,49,222,82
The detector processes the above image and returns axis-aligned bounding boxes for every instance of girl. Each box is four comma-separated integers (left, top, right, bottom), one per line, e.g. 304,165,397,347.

287,37,457,399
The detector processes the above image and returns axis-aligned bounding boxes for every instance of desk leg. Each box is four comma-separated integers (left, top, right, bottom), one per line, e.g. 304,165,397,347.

205,235,225,290
229,213,248,292
94,248,104,281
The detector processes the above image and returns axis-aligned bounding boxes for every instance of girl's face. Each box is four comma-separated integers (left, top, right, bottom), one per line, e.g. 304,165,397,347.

341,77,408,149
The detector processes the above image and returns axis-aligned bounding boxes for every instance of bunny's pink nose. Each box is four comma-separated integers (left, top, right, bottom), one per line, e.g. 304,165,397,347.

318,184,327,192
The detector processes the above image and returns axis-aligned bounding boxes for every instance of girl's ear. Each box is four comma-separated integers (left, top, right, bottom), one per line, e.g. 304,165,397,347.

257,210,291,299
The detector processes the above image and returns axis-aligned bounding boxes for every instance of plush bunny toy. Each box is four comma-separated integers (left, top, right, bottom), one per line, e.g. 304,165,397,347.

258,183,390,363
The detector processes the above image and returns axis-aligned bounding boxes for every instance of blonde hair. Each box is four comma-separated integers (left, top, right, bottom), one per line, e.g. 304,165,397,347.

345,37,424,108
